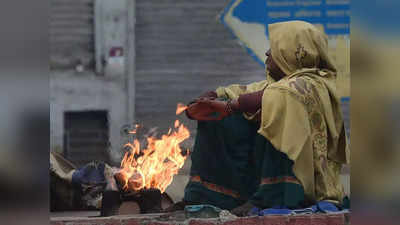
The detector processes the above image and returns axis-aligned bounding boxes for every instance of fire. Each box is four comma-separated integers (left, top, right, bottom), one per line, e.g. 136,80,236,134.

176,103,188,115
118,103,190,193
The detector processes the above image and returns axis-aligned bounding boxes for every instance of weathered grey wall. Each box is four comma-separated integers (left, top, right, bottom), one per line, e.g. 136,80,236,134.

50,0,133,166
134,0,265,135
50,72,129,165
50,0,95,70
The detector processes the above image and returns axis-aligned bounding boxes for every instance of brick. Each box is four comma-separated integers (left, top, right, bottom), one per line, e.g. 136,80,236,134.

103,219,122,225
221,216,262,225
100,218,122,225
51,217,121,225
64,222,94,225
69,218,119,225
145,222,176,225
310,215,327,225
343,213,350,225
189,219,216,225
50,222,65,225
326,214,345,225
123,218,142,225
289,215,311,225
261,215,289,225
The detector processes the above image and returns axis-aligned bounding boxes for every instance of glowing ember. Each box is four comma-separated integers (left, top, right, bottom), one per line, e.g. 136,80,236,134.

119,104,190,193
176,103,188,115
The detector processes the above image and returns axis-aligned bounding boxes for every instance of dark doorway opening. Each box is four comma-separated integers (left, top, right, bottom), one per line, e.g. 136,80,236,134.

64,110,110,167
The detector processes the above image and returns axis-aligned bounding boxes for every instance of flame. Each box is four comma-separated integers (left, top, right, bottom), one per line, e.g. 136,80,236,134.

176,103,188,115
119,104,190,193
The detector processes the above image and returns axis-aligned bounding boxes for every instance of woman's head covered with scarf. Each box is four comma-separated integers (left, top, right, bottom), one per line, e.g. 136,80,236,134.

266,21,337,81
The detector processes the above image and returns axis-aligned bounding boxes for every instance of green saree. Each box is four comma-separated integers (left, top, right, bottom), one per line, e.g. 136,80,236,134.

183,113,305,210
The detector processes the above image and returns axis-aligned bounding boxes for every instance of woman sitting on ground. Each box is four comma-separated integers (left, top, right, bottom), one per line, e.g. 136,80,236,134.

168,20,349,217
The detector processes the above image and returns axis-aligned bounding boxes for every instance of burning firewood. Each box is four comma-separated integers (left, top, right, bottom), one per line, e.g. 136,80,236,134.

100,166,122,216
100,103,190,216
117,104,190,193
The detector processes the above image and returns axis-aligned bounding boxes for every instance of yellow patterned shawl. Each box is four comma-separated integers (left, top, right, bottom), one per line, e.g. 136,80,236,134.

258,21,349,203
215,75,275,100
215,63,276,120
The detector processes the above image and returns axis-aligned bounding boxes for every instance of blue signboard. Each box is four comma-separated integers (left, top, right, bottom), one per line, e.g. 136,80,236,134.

233,0,349,35
220,0,350,65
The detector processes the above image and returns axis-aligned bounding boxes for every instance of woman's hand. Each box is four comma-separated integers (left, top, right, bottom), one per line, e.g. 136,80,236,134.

186,102,217,121
187,98,231,121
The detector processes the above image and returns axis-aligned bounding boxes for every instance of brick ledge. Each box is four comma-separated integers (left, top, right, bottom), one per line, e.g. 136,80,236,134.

50,212,350,225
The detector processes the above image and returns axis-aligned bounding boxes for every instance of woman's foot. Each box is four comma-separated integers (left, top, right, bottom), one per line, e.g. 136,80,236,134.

231,201,255,217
